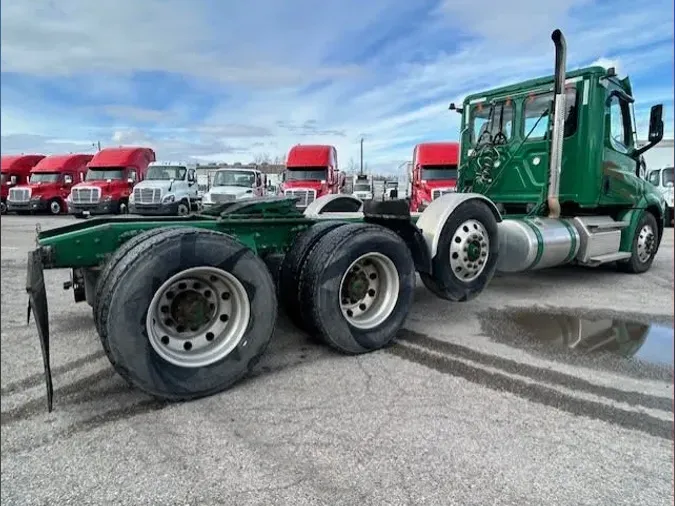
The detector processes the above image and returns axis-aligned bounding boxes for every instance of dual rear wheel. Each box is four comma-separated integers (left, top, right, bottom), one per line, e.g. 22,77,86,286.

93,222,417,402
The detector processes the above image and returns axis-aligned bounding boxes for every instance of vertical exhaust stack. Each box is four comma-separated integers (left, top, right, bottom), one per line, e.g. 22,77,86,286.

547,29,567,219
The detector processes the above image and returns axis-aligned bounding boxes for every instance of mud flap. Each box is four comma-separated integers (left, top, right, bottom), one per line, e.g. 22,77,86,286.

26,249,53,412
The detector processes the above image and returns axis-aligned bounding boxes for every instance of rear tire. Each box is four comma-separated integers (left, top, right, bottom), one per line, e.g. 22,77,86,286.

99,227,277,401
278,220,348,332
299,223,415,354
420,199,499,302
617,211,659,274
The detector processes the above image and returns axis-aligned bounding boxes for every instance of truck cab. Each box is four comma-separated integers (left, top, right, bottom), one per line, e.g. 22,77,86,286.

129,161,199,216
409,142,459,211
451,29,665,274
352,174,374,201
1,154,45,214
280,145,345,208
645,166,674,225
200,167,266,210
67,146,156,216
7,154,91,215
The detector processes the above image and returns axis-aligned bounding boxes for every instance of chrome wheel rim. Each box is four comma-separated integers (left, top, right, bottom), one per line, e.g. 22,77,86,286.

146,266,250,368
636,224,655,263
339,252,399,330
50,201,61,214
449,219,489,282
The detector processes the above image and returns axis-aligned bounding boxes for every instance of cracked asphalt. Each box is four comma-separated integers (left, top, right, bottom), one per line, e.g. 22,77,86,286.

1,215,673,506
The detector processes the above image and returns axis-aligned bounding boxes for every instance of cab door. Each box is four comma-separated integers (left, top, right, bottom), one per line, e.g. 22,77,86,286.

598,86,640,207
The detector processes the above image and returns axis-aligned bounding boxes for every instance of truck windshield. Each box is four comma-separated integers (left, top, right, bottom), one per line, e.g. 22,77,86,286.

212,170,255,187
663,167,674,186
29,173,60,184
421,166,458,180
285,167,327,181
146,166,187,180
354,184,371,191
86,168,125,181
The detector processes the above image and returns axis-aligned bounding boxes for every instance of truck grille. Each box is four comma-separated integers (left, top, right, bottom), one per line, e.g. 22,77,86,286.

431,188,455,200
71,187,101,204
284,189,316,207
210,194,236,203
134,188,162,204
8,188,30,202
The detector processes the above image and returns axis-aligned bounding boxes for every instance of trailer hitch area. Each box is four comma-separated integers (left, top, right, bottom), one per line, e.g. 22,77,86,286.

26,248,53,413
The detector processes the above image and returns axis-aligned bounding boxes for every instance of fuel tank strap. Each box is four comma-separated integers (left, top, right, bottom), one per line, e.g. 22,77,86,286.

559,218,578,264
522,218,544,270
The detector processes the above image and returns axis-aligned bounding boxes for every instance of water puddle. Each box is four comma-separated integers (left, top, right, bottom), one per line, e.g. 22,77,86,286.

479,308,674,379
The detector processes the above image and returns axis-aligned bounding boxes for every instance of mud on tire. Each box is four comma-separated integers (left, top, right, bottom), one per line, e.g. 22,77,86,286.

420,199,499,302
298,222,415,354
98,227,277,401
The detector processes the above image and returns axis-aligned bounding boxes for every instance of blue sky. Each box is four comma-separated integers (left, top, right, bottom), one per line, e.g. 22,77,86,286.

1,0,673,172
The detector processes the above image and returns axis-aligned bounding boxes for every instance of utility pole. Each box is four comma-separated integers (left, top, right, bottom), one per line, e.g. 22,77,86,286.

360,137,364,175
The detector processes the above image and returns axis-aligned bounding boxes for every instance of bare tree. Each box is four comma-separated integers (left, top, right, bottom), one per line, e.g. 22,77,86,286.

272,154,285,165
253,152,271,164
345,157,357,173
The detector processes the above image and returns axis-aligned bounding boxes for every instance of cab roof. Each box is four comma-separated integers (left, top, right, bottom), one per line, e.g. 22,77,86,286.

415,142,459,165
463,65,609,104
286,145,335,167
149,160,196,168
88,146,156,167
1,154,46,173
32,154,93,173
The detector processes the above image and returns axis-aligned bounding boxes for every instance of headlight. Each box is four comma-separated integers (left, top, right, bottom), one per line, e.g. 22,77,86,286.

237,191,253,199
129,192,135,203
30,195,42,201
66,194,72,203
102,195,112,202
162,194,175,203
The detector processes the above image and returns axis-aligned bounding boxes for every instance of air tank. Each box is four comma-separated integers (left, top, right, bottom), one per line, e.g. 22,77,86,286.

496,217,580,273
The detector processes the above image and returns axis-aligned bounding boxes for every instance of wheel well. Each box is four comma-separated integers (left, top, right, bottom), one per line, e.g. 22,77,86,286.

647,204,664,246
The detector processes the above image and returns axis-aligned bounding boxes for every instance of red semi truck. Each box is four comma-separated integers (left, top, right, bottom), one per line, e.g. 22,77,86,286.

280,144,345,208
67,146,156,216
409,142,459,212
7,154,92,215
1,154,45,214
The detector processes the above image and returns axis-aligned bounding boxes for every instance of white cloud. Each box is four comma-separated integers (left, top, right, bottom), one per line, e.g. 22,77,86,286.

1,0,673,171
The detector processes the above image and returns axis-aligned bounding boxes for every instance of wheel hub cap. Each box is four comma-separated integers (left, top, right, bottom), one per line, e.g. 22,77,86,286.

146,266,250,368
339,253,399,330
636,225,655,263
449,219,490,282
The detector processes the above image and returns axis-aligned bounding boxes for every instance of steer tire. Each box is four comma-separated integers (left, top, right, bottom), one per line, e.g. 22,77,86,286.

93,227,183,336
420,199,499,302
617,211,659,274
278,220,348,332
298,223,415,354
98,227,277,401
48,198,62,215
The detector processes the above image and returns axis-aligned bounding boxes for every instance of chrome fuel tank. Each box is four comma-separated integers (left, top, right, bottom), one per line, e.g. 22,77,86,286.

496,217,580,273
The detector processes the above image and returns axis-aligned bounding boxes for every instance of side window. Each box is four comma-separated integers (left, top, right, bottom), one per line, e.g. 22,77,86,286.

523,86,578,141
187,168,195,182
128,169,138,183
470,100,514,146
648,170,661,187
608,95,630,153
255,173,262,187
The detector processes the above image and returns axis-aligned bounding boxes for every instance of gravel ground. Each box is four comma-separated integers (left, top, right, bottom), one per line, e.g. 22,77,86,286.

1,215,673,506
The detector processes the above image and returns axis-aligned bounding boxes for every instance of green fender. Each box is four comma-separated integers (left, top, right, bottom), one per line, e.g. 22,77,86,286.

617,194,666,252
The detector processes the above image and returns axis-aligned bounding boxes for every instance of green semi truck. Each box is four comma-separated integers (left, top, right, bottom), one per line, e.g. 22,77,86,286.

26,29,666,412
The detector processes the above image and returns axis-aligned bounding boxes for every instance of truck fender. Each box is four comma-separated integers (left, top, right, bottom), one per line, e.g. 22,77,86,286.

415,193,502,258
303,194,363,216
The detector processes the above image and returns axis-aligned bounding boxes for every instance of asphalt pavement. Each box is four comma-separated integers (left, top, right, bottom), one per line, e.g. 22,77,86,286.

1,214,673,506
